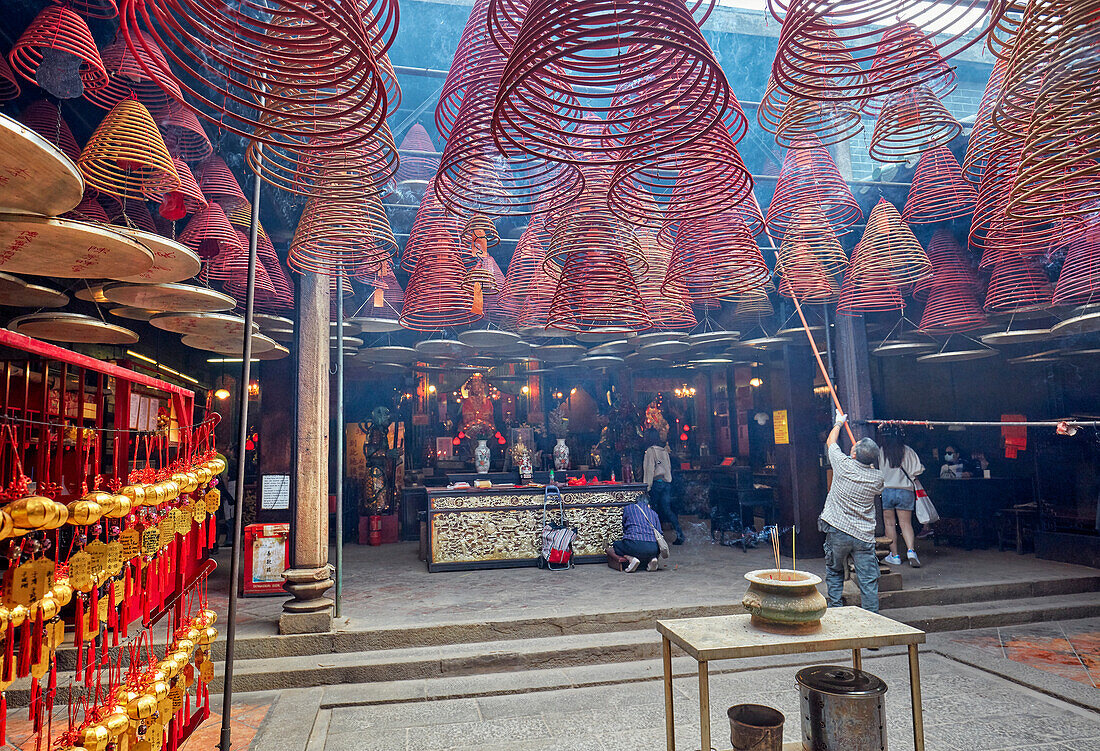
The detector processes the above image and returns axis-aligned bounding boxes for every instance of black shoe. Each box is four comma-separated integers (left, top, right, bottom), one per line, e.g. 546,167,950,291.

672,538,684,545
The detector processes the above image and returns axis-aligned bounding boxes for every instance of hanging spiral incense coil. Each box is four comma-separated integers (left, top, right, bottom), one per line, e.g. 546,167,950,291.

357,260,404,316
226,202,269,244
913,227,987,333
515,260,561,333
438,0,497,139
462,253,505,316
120,0,393,148
85,31,182,117
0,56,20,101
497,214,550,321
461,214,500,256
730,287,775,320
662,212,771,305
854,199,931,286
492,0,730,166
197,156,247,209
775,241,840,303
635,230,696,330
401,179,462,273
78,99,179,200
769,0,1003,102
918,283,988,333
1053,223,1100,306
213,230,277,297
400,236,480,331
63,196,109,223
961,58,1007,185
902,147,978,224
394,123,439,189
868,84,962,163
765,145,861,240
986,0,1028,60
837,261,906,316
51,0,119,20
288,192,397,278
775,203,850,276
9,5,108,97
100,193,158,232
984,251,1053,313
861,23,956,117
17,99,81,161
913,229,980,301
180,202,244,262
547,246,651,333
151,158,207,220
159,106,213,164
992,0,1060,137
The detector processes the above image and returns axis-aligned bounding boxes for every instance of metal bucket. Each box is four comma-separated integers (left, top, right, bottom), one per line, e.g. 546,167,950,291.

796,665,888,751
728,704,785,751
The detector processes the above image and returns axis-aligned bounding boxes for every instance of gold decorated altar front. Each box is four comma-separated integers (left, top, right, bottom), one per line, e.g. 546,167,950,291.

426,484,647,571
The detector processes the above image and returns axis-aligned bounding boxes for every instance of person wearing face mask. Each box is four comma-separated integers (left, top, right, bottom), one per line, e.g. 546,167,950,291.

939,446,968,479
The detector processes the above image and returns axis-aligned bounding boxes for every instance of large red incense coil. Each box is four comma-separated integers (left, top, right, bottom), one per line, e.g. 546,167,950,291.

731,191,767,238
861,23,956,117
1053,223,1100,306
159,106,213,164
62,196,110,223
438,0,496,140
77,99,180,200
401,179,462,273
51,0,119,21
775,203,850,276
497,214,549,321
120,0,393,148
288,192,397,278
400,237,480,331
987,0,1027,61
961,58,1007,186
461,214,500,257
198,156,247,209
1008,2,1100,223
226,202,269,244
544,166,645,274
912,229,980,300
992,0,1058,137
462,254,505,315
212,230,277,295
917,283,988,333
984,252,1053,313
394,123,439,189
515,260,561,332
546,246,651,333
151,158,207,220
8,6,108,98
180,202,244,262
0,55,20,101
854,199,931,286
730,288,775,320
17,100,81,161
358,260,404,318
662,212,771,305
492,0,730,166
100,194,157,232
868,84,962,163
902,147,978,224
769,0,1002,102
837,260,906,316
775,241,841,303
636,231,696,330
84,31,182,117
764,145,861,240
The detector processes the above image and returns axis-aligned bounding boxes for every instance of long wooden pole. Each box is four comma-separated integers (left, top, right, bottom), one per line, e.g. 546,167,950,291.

789,294,856,445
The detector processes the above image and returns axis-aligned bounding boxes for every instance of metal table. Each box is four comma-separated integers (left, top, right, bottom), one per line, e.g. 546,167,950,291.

656,607,927,751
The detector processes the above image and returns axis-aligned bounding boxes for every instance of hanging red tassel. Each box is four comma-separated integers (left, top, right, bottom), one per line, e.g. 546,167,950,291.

100,626,107,665
142,561,151,625
74,597,84,674
208,514,216,549
29,677,38,723
47,654,56,700
17,619,32,678
1,691,7,746
31,611,43,666
89,586,99,629
84,642,93,686
108,580,118,647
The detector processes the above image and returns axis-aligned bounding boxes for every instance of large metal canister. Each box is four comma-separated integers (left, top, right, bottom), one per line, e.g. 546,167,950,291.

796,665,888,751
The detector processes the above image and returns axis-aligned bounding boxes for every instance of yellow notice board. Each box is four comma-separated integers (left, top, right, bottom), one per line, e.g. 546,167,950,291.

773,410,789,445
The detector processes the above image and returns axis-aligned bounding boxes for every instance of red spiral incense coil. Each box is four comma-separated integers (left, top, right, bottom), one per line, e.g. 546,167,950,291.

198,156,248,209
461,214,500,257
401,179,462,273
913,229,980,301
854,199,931,286
868,84,962,164
51,0,119,20
400,236,481,331
917,283,988,333
764,145,861,240
987,0,1027,61
492,0,730,166
984,252,1053,313
180,202,244,261
861,23,956,117
544,165,645,274
775,241,841,303
462,253,505,316
214,230,276,296
63,196,109,223
962,58,1007,186
120,0,394,148
159,106,213,164
0,55,20,101
662,212,771,305
774,203,850,277
769,0,1002,103
394,123,439,189
497,214,550,321
1053,223,1100,307
993,0,1058,138
636,230,696,330
245,232,295,311
837,257,906,316
438,0,497,139
547,246,651,333
100,194,157,233
84,31,182,117
9,6,108,97
515,260,561,332
17,100,81,161
902,147,978,225
288,192,397,278
358,260,404,318
151,158,207,220
730,288,775,320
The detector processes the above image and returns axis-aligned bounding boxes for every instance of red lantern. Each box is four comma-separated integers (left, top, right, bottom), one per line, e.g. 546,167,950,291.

452,437,461,447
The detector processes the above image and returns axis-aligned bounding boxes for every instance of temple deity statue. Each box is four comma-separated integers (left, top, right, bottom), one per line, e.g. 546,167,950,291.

461,374,495,438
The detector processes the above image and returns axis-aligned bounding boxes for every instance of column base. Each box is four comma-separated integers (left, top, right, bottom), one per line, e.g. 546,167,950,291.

279,608,333,634
280,565,335,633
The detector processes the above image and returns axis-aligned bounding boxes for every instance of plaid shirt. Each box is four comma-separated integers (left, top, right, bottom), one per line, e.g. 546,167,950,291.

820,443,884,543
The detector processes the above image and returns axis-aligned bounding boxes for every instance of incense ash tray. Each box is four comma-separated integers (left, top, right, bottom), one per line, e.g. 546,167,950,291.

742,569,827,635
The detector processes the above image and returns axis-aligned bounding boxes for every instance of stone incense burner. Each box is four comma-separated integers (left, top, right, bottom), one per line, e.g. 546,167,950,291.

742,569,827,634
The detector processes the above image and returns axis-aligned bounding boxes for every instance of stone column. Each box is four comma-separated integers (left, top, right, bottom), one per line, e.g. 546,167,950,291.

281,271,333,634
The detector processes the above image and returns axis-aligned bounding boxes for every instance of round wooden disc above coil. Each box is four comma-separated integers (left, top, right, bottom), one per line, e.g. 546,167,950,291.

358,345,419,364
0,215,153,278
108,307,161,322
871,341,938,357
458,328,523,349
587,339,633,356
254,314,294,331
74,284,109,303
532,343,585,362
109,227,202,284
916,348,999,363
0,113,83,216
691,357,736,366
0,273,68,308
1051,307,1100,337
415,339,472,358
366,362,409,374
687,331,740,347
256,343,291,360
102,282,235,313
742,336,789,349
266,327,293,343
979,328,1055,346
182,332,277,355
7,312,138,344
150,312,259,338
578,355,625,368
575,328,635,343
518,324,574,339
330,335,365,349
331,320,361,337
349,315,402,333
637,339,690,356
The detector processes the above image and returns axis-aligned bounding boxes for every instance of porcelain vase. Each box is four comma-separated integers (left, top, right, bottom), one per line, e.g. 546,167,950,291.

553,438,570,471
475,439,491,474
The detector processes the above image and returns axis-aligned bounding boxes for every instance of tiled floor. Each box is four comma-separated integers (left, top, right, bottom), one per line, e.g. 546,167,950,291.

947,617,1100,688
